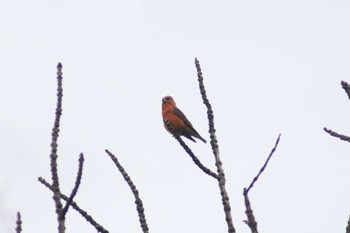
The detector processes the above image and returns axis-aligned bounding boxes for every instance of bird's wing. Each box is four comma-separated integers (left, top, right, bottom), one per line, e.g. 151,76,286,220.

173,107,194,127
173,107,207,143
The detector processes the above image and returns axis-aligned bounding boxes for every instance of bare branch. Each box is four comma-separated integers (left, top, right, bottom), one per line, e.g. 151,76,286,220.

38,177,109,233
243,190,258,233
242,134,281,233
341,81,350,99
15,212,22,233
326,82,350,232
173,135,218,179
195,58,235,233
105,150,149,233
61,153,85,218
244,134,281,194
323,82,350,142
323,127,350,143
50,62,65,232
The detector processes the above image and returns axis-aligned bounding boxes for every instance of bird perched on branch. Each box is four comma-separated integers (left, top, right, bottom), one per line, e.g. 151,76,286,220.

161,95,206,143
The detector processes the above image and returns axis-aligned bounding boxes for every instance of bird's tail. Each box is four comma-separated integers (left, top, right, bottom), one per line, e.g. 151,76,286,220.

196,134,207,144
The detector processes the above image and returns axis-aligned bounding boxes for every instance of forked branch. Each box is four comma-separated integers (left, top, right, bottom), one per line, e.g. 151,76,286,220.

243,191,258,233
243,134,281,233
38,177,109,233
40,63,108,232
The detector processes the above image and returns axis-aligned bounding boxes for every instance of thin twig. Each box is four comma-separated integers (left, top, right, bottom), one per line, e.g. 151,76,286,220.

243,189,258,233
61,153,85,218
323,127,350,143
105,150,149,233
323,82,350,143
195,58,235,233
50,62,65,232
15,212,22,233
173,135,218,180
244,134,281,194
327,81,350,233
341,81,350,99
242,134,281,233
38,177,109,233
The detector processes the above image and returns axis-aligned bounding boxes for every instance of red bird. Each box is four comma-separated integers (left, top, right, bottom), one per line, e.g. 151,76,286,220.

162,95,206,143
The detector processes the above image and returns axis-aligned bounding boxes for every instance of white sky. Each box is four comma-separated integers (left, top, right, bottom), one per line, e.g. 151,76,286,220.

1,0,350,232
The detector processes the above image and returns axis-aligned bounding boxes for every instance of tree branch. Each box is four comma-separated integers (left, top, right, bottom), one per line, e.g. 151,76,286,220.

105,150,149,233
38,177,109,233
243,134,281,233
323,82,350,143
325,81,350,232
61,153,84,218
195,58,235,233
15,212,22,233
323,127,350,143
341,81,350,99
172,135,218,179
50,62,65,232
243,190,258,233
244,134,281,194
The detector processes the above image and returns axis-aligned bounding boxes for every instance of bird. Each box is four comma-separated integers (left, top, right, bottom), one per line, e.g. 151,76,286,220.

161,95,206,143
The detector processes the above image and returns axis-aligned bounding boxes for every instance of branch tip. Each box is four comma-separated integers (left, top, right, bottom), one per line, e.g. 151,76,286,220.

105,150,149,233
50,61,65,232
324,127,350,143
245,134,281,194
61,153,85,218
341,81,350,99
16,211,22,233
194,58,235,233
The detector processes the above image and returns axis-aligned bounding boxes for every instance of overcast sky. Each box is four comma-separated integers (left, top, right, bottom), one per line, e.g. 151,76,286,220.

1,0,350,233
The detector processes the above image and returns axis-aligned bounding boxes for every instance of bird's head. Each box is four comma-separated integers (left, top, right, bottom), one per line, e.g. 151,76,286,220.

162,96,175,105
162,96,177,110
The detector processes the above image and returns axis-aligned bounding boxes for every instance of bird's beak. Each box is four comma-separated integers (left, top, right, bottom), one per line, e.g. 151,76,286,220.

162,98,166,104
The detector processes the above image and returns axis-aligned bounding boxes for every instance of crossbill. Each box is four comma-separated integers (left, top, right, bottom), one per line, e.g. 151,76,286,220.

162,95,206,143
